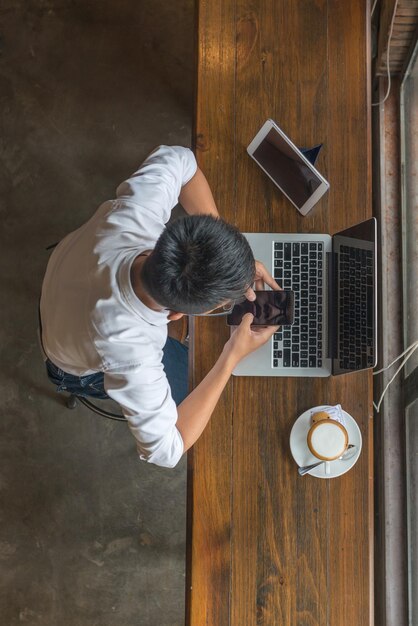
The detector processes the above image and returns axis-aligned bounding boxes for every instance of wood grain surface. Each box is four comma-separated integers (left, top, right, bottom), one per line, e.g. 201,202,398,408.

187,1,373,625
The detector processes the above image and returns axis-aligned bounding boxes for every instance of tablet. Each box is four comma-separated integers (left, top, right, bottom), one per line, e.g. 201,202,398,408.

247,119,329,216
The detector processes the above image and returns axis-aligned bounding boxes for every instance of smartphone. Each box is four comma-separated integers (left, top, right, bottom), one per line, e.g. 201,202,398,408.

226,290,295,326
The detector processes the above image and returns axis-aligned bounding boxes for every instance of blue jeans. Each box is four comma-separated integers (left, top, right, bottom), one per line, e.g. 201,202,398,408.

45,337,189,406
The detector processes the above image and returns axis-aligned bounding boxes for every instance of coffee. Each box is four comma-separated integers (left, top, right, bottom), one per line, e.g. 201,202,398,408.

307,419,348,461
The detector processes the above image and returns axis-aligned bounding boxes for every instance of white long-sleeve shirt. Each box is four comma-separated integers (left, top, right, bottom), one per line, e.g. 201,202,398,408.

40,145,198,468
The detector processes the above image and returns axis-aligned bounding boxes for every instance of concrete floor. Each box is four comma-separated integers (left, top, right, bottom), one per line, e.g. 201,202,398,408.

0,2,193,624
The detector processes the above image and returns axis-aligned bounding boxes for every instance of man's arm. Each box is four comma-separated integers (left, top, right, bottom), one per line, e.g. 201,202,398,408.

116,145,199,224
179,167,219,218
176,314,278,451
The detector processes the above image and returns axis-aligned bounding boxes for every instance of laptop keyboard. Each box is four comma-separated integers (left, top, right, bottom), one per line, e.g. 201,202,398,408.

339,246,374,370
272,241,323,369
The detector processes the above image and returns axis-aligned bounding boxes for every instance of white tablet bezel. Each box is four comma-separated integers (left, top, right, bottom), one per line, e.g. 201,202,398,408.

247,119,330,216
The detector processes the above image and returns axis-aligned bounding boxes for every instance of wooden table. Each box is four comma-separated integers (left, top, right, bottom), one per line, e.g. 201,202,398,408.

187,2,373,625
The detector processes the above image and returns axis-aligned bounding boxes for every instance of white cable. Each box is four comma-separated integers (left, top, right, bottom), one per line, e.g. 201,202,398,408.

373,340,418,375
373,341,418,413
373,344,418,413
371,0,378,18
372,0,399,107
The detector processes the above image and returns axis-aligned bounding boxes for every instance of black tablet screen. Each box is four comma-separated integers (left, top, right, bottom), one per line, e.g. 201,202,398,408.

253,127,322,208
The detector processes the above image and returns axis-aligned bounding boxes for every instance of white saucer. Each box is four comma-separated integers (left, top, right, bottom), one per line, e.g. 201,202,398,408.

290,405,362,479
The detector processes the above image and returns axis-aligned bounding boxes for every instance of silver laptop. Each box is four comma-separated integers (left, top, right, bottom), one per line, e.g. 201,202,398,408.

233,218,377,377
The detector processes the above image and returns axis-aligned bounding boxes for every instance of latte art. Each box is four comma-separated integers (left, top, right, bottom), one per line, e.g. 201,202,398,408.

307,419,348,461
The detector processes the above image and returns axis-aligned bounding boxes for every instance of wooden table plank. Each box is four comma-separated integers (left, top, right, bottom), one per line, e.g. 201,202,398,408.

231,3,331,623
187,2,373,624
186,1,236,624
326,3,374,624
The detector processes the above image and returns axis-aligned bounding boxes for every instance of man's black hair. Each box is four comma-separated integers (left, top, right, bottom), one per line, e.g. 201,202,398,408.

141,215,255,314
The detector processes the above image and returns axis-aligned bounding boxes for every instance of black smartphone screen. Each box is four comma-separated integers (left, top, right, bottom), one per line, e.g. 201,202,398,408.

226,290,295,326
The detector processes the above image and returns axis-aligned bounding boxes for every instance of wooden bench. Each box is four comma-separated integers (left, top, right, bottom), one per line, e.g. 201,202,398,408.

187,1,373,624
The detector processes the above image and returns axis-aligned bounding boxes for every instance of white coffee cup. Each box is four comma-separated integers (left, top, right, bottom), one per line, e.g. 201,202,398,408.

307,418,349,461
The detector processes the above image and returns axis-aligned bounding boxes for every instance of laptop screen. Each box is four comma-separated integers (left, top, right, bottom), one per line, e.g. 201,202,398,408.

334,219,376,244
331,218,377,375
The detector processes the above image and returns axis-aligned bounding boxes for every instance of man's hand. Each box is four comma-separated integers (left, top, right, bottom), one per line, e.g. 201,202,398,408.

223,313,279,367
245,260,282,301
